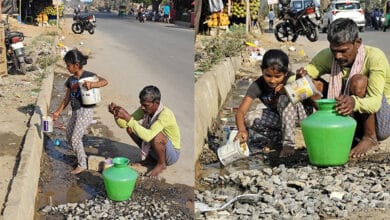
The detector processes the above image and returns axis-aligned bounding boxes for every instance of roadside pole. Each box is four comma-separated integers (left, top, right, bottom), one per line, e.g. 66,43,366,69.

194,0,202,37
19,0,21,22
54,0,61,29
245,0,250,33
56,4,59,28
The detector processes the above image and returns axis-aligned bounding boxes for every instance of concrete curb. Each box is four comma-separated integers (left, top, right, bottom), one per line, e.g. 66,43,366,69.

195,57,241,159
3,68,54,219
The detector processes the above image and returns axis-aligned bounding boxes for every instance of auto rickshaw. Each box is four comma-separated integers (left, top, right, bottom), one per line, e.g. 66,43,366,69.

118,5,127,16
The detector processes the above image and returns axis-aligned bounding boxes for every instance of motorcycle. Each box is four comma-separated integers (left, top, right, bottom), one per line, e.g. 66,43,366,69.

274,0,321,42
138,12,146,23
4,15,31,74
146,11,162,22
72,13,96,34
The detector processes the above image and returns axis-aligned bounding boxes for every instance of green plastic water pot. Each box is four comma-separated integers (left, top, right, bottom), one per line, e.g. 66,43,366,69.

300,99,357,166
102,157,138,201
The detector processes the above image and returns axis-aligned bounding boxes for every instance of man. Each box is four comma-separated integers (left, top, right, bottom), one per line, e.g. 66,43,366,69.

137,5,145,21
298,18,390,158
163,2,170,23
108,85,181,177
268,8,275,32
384,1,390,32
73,5,81,21
371,8,381,30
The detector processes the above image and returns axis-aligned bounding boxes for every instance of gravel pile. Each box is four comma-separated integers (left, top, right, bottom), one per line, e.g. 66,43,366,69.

39,173,194,220
40,194,192,220
196,156,390,219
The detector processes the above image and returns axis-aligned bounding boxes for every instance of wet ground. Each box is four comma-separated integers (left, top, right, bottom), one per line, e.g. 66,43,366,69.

0,132,22,158
196,73,390,178
195,75,390,219
35,71,194,219
197,78,263,165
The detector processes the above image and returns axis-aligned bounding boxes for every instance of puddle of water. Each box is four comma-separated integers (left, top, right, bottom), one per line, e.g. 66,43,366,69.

196,77,313,187
36,73,195,218
197,78,266,181
36,73,108,214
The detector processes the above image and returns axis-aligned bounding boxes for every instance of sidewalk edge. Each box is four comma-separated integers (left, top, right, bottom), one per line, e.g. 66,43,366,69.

2,68,54,220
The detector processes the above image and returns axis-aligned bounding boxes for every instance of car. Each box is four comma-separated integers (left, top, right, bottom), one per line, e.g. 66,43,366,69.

290,0,320,13
320,0,365,33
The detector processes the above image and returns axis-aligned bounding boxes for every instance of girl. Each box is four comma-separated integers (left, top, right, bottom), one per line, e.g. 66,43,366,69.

234,49,311,157
53,49,108,174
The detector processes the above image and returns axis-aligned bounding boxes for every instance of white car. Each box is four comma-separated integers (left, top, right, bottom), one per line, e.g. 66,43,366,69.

320,0,366,33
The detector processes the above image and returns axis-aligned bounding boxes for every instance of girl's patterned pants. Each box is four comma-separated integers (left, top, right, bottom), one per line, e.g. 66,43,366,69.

66,108,93,168
245,95,311,150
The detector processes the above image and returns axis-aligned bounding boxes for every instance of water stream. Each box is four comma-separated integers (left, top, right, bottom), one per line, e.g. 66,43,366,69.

196,76,309,187
35,72,107,215
35,72,194,218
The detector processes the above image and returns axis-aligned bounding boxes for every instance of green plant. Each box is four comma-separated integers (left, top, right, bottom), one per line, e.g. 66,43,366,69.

35,69,47,84
37,55,60,70
45,31,58,36
195,28,247,72
32,88,41,93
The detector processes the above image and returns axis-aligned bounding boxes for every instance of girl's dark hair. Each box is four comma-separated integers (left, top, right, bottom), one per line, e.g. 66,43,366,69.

260,49,290,73
64,49,88,68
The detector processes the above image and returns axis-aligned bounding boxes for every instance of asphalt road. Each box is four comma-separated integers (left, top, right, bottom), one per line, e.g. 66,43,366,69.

314,28,390,60
73,13,195,186
271,28,390,70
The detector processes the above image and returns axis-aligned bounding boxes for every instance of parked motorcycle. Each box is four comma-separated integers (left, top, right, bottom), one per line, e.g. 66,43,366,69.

4,15,31,74
146,11,162,22
274,0,321,42
72,13,96,34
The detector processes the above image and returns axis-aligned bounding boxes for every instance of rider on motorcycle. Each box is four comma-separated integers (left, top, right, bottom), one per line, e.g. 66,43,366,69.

138,6,145,18
371,8,382,30
73,5,81,21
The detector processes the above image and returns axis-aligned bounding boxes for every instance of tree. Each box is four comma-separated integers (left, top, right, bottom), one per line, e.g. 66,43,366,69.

195,0,202,35
133,0,153,8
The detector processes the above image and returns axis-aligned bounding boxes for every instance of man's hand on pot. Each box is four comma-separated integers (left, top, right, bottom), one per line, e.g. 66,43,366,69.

336,95,355,115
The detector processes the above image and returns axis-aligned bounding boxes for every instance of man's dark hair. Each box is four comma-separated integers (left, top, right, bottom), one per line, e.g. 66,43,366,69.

139,85,161,103
327,18,359,45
